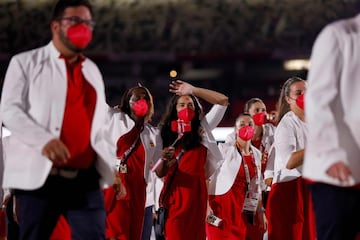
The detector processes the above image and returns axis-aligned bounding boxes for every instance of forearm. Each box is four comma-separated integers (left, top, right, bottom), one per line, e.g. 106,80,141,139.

155,160,168,178
286,149,304,169
192,87,228,106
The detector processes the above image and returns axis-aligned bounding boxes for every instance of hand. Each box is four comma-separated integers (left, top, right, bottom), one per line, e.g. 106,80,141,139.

169,80,194,96
326,161,352,184
1,194,11,210
162,147,176,167
42,139,70,164
264,178,273,187
257,210,267,231
262,151,268,164
113,175,126,200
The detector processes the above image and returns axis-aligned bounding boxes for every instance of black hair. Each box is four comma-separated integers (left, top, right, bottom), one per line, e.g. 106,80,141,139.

160,94,202,150
118,86,154,121
52,0,93,20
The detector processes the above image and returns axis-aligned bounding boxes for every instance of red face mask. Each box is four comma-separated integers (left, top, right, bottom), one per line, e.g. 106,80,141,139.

177,107,195,122
238,126,255,141
67,24,93,49
296,94,305,110
253,112,266,126
132,99,149,117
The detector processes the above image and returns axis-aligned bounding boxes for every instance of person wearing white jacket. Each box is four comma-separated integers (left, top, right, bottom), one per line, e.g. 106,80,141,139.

243,98,276,240
154,80,228,240
266,77,316,240
207,113,266,240
103,85,162,240
0,1,120,239
303,14,360,240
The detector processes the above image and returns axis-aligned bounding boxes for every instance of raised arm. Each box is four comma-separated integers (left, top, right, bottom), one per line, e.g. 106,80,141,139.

169,80,228,106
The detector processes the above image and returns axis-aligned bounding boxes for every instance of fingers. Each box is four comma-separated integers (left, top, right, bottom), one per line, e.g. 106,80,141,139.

115,183,127,200
169,80,187,95
326,162,352,183
42,139,70,164
162,147,175,160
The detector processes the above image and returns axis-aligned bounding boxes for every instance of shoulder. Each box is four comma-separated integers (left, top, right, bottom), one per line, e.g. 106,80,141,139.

144,123,160,134
10,44,49,65
275,113,294,134
317,15,360,44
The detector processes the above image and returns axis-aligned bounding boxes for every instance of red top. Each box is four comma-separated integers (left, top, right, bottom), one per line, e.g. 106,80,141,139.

116,126,145,201
56,55,96,169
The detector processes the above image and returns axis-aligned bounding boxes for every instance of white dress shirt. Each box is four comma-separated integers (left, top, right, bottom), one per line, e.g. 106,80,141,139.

273,111,307,184
304,14,360,186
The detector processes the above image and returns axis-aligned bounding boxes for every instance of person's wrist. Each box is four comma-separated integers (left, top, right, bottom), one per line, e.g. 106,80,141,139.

258,206,265,213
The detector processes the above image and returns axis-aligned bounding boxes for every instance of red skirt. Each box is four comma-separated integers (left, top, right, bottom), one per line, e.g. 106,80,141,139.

266,177,316,240
50,215,71,240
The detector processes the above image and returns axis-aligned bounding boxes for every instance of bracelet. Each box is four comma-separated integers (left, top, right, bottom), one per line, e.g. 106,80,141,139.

258,207,265,213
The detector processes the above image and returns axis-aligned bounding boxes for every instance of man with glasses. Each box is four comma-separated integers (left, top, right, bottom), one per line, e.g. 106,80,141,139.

0,0,122,239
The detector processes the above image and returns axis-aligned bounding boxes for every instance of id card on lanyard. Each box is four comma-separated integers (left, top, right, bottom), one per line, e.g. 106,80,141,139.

241,152,260,216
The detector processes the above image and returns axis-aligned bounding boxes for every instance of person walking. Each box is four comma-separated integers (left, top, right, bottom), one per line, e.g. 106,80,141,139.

0,0,121,239
303,14,360,240
154,80,228,240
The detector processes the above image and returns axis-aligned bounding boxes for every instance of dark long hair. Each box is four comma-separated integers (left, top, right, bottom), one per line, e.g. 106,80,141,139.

160,94,202,150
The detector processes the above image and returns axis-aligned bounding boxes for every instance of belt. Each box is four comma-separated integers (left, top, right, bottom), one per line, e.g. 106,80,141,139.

49,167,79,179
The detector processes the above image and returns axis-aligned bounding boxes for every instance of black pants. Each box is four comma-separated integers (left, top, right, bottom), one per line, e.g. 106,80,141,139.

309,183,360,240
15,167,105,240
141,205,154,240
5,194,19,240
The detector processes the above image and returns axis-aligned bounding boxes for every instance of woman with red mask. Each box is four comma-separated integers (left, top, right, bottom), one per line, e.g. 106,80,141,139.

206,113,266,240
154,80,228,240
103,85,162,240
244,98,276,180
243,98,276,240
266,76,316,240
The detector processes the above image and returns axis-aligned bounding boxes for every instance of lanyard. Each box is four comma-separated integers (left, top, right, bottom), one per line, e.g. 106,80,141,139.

159,149,185,206
236,142,256,191
243,161,251,191
118,134,140,164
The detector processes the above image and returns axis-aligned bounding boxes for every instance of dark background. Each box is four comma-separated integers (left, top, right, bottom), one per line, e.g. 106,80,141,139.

0,0,359,126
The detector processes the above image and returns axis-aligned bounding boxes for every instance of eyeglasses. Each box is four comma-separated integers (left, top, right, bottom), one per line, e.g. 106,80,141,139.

57,16,96,29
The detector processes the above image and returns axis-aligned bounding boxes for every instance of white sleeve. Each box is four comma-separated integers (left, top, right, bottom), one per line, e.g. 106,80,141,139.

264,143,275,180
274,121,296,172
305,24,347,171
204,104,227,130
0,56,54,151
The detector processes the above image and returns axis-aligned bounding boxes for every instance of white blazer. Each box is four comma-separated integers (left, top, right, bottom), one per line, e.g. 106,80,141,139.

304,14,360,186
273,111,307,184
103,109,162,183
200,104,227,179
1,42,116,190
208,133,263,196
262,123,276,180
